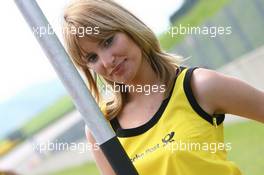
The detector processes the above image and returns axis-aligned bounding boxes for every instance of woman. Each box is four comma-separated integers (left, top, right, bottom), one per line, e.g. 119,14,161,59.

63,0,264,174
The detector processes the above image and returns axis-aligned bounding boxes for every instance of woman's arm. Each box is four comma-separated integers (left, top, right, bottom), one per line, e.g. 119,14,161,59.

191,68,264,123
85,127,116,175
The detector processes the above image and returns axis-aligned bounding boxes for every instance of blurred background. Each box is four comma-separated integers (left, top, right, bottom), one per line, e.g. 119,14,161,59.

0,0,263,174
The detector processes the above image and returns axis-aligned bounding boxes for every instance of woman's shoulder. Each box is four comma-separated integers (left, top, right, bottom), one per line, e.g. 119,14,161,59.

189,68,224,115
191,67,264,121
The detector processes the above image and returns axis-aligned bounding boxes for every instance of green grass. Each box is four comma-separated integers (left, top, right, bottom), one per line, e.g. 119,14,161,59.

0,140,5,146
48,162,100,175
48,121,264,175
0,96,75,156
159,0,232,50
224,121,264,175
21,95,75,137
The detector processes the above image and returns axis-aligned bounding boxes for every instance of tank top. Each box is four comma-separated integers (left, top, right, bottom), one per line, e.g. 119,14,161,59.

110,67,242,175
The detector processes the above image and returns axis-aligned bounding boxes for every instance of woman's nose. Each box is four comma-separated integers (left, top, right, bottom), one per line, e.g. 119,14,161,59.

100,52,116,69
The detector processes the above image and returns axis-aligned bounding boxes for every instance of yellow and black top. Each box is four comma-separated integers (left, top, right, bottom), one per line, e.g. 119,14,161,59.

110,67,242,175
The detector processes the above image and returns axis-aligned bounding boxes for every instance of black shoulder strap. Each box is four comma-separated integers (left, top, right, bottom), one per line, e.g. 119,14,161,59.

183,67,225,126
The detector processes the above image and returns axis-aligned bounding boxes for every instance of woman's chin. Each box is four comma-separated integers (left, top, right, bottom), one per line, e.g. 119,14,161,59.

113,78,127,85
104,72,135,85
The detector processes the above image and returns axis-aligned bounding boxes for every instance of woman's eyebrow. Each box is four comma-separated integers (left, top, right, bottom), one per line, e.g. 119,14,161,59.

78,38,105,58
98,38,107,46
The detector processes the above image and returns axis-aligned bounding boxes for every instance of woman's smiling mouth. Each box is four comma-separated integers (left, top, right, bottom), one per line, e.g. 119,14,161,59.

110,58,127,76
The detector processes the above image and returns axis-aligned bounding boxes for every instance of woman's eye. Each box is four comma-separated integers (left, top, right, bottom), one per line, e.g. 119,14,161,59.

103,36,114,47
87,54,98,63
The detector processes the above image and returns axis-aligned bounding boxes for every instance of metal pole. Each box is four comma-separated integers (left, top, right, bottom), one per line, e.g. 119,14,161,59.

14,0,138,174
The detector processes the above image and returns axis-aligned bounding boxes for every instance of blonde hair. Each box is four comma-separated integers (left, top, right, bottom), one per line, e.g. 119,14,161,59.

63,0,181,120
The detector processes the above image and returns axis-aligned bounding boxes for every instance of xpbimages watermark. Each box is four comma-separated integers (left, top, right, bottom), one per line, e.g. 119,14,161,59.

32,24,100,37
32,140,99,154
164,141,232,154
167,24,232,38
101,82,166,96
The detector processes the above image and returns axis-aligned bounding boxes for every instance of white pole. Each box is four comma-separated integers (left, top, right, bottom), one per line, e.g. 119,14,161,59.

14,0,138,174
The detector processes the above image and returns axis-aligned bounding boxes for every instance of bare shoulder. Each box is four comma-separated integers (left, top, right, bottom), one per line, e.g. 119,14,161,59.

190,68,221,115
190,68,264,122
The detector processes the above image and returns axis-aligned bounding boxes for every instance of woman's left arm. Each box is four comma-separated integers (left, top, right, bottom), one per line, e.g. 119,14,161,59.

191,68,264,123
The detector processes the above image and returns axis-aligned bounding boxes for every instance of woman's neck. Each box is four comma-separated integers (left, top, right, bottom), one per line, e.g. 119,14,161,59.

125,59,164,101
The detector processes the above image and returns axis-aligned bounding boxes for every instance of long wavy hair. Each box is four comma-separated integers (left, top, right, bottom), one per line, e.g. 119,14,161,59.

63,0,181,120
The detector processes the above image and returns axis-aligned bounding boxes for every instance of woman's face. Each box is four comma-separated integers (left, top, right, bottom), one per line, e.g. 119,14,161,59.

78,32,143,84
